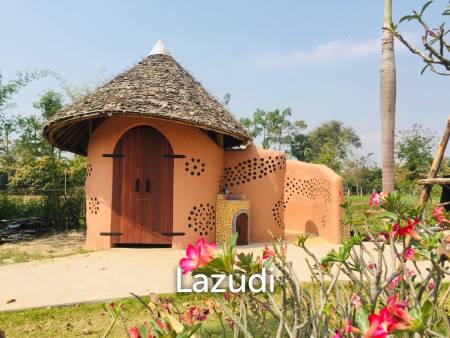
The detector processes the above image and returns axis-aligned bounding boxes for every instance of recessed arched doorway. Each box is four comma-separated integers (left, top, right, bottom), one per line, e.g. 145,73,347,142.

233,211,249,245
111,126,173,245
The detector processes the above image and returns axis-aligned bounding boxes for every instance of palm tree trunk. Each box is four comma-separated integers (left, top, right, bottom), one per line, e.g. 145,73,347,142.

380,0,396,192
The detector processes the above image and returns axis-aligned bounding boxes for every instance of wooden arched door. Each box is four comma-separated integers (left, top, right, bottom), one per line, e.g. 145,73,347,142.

112,126,173,245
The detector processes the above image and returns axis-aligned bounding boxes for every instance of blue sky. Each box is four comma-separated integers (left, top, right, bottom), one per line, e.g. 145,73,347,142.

1,0,449,161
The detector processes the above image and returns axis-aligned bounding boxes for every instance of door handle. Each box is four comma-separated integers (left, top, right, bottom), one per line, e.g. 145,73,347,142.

146,179,150,192
135,178,140,192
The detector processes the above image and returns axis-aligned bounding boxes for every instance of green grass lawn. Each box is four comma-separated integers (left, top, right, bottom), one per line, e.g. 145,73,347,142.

0,249,47,265
0,231,88,266
2,286,449,337
0,294,246,338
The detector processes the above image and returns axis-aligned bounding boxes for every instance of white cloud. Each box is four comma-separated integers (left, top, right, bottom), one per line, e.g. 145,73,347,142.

257,39,381,68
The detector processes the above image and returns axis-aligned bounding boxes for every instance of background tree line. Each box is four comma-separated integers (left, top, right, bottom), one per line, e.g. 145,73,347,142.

239,108,448,196
0,70,106,230
0,66,446,232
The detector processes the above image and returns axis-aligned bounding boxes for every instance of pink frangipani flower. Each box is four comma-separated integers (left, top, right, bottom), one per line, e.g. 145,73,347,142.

366,294,412,338
432,205,447,224
369,192,388,207
332,330,342,338
366,308,396,338
406,268,416,278
386,294,411,327
387,274,401,291
179,237,219,274
389,218,421,241
367,262,377,270
128,327,141,338
403,248,414,260
333,319,359,338
262,245,275,260
351,292,362,309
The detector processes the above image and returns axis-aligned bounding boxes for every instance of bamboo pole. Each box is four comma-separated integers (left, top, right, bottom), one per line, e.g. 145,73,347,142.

418,178,450,186
418,115,450,210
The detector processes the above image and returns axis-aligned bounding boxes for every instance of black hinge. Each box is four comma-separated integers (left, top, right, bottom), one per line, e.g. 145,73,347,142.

162,154,186,158
102,153,124,158
161,232,186,237
100,232,123,236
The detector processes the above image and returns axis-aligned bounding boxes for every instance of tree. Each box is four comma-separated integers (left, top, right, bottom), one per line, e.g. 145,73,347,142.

265,108,307,151
1,117,15,154
0,70,48,112
392,1,450,75
8,155,65,191
14,115,45,158
0,72,90,230
240,108,306,150
0,70,48,154
240,109,270,148
33,90,64,120
396,124,435,180
222,93,231,106
344,153,382,195
380,0,397,193
294,120,361,172
290,133,312,161
51,68,109,102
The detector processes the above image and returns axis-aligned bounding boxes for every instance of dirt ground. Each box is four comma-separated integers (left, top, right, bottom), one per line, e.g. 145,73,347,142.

0,231,87,265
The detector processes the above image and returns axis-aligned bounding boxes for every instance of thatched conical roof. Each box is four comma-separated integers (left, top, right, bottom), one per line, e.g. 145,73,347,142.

44,41,250,155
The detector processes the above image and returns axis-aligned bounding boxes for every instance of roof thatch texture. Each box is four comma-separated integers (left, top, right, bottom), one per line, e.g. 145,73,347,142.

44,54,250,155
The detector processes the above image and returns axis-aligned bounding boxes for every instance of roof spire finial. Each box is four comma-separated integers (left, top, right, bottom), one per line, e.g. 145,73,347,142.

149,39,170,56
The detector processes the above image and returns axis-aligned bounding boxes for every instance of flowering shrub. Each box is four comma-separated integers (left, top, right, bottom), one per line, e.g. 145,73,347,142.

104,192,450,337
102,294,210,338
191,192,449,337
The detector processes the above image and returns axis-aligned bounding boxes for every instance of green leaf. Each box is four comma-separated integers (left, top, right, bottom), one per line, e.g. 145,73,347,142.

149,319,165,336
355,308,370,334
296,233,309,246
139,324,148,337
421,300,433,324
380,211,399,222
189,322,202,336
236,252,260,274
420,1,433,16
399,14,418,23
323,302,332,316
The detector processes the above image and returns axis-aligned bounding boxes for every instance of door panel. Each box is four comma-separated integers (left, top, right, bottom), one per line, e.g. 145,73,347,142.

236,213,249,245
112,126,173,244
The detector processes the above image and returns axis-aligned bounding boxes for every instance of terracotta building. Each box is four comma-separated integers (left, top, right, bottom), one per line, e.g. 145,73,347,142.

44,40,343,250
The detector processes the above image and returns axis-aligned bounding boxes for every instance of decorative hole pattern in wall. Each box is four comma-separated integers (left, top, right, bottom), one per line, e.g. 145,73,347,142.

86,163,93,177
223,155,286,188
218,175,226,192
284,177,331,227
187,203,215,236
272,198,285,229
88,197,100,215
185,158,206,176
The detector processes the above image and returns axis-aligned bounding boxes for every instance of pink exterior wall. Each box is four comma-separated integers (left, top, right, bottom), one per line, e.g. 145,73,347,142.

222,145,286,242
85,116,223,249
84,116,343,249
284,160,343,243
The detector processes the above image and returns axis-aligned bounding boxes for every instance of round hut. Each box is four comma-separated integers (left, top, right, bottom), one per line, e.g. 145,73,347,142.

44,40,250,249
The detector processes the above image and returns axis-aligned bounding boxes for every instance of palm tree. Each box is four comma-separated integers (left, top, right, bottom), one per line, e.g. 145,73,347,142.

380,0,397,192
